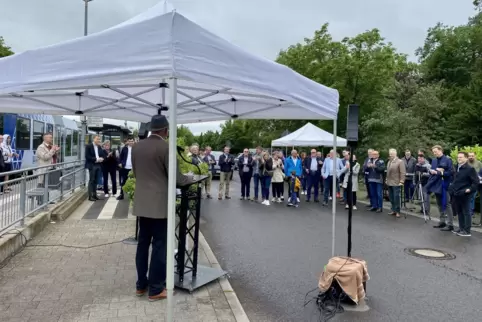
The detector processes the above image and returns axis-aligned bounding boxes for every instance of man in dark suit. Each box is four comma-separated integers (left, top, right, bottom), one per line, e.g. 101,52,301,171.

131,114,193,301
85,135,104,201
448,151,479,237
117,137,135,200
303,149,323,202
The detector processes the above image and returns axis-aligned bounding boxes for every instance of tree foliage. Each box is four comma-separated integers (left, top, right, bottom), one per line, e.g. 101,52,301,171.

0,37,13,58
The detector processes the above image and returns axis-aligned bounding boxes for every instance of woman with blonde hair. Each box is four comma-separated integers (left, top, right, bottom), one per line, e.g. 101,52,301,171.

341,154,360,210
259,152,274,205
271,151,285,203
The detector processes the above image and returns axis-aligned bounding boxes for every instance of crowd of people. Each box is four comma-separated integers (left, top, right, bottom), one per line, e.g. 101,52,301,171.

189,144,482,237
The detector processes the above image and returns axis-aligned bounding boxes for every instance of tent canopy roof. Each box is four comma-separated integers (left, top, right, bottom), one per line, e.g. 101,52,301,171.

0,2,339,123
271,122,347,147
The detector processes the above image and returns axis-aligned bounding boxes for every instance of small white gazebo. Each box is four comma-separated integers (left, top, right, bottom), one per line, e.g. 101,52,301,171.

271,122,347,147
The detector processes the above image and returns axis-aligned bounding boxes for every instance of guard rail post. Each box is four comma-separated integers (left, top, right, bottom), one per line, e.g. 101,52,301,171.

43,171,50,209
72,169,76,193
19,174,27,226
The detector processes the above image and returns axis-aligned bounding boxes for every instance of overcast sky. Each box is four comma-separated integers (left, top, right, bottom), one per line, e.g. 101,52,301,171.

0,0,475,134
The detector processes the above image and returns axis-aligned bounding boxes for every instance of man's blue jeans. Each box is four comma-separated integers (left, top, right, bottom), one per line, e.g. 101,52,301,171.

470,191,477,216
369,182,383,209
323,176,334,202
136,217,167,296
388,185,401,213
260,175,271,200
253,173,260,199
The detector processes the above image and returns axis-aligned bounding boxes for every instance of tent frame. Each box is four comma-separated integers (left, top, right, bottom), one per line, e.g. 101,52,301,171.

0,83,291,121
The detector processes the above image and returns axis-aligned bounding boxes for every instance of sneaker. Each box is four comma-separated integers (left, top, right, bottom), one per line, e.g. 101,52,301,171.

105,194,109,198
287,202,293,207
456,231,471,237
265,200,270,206
345,204,349,209
300,191,304,195
240,197,245,200
452,229,461,234
280,196,285,201
294,204,299,208
297,198,300,203
277,198,282,203
353,206,357,210
336,192,340,198
261,200,267,205
271,197,277,202
329,196,333,201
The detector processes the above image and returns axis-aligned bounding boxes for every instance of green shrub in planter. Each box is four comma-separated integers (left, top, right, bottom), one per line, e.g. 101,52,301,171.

122,137,209,205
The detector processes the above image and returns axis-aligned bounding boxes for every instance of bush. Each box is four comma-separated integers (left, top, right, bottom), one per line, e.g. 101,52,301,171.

122,137,209,204
450,144,482,163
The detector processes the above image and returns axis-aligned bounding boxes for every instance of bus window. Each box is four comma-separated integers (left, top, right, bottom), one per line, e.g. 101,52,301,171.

16,117,31,149
72,130,79,156
46,123,53,135
33,120,45,148
66,129,72,156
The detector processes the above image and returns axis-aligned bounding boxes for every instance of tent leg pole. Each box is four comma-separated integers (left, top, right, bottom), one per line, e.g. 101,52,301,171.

166,77,178,322
331,118,337,257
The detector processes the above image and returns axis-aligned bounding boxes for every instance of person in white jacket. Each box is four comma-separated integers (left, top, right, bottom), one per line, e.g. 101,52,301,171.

340,154,360,210
1,134,19,192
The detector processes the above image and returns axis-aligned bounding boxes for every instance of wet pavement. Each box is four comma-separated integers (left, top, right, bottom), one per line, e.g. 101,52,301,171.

201,178,482,322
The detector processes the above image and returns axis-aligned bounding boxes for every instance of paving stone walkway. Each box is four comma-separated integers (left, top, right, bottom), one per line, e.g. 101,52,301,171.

0,219,237,322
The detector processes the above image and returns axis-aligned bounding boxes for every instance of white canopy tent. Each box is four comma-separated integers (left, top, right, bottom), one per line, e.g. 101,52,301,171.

0,1,341,320
271,122,347,147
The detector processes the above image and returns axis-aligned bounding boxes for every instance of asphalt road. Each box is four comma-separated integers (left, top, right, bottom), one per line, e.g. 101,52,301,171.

200,177,482,322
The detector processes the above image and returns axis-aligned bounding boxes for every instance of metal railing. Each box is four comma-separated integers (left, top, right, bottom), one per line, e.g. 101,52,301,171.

0,160,86,234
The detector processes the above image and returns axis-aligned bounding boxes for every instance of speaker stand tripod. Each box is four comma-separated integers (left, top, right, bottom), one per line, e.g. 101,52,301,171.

412,179,430,223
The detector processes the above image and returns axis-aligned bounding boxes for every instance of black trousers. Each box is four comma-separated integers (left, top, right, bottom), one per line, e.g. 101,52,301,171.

136,217,167,296
88,165,102,198
119,168,130,197
0,167,5,193
103,167,117,195
453,194,471,233
272,182,283,198
240,172,252,198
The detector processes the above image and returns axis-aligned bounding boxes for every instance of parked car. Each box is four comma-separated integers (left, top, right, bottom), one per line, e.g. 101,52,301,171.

233,153,244,171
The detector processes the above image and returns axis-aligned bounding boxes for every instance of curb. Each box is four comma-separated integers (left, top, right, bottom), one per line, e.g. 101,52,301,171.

51,188,88,221
198,231,250,322
357,200,482,233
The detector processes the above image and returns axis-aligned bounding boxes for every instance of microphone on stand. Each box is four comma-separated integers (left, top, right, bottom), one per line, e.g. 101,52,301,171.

176,146,201,175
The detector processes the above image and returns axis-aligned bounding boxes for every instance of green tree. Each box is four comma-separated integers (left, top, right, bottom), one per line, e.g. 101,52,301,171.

0,37,13,57
417,13,482,146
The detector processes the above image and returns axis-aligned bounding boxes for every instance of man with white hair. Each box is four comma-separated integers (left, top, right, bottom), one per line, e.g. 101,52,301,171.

386,149,406,217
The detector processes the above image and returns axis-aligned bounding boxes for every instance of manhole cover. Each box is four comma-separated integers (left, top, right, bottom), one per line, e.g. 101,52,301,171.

404,248,456,260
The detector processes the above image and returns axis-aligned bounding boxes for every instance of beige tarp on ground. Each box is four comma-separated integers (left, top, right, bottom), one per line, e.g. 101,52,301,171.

318,256,370,304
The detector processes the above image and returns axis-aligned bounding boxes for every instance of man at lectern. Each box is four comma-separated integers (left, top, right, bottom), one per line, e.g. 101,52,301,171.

131,114,194,301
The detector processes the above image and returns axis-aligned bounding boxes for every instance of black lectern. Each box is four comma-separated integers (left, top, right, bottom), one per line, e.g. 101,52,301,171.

175,175,227,292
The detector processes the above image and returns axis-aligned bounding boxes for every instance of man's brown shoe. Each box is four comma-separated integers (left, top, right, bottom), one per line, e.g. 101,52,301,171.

136,289,147,297
148,289,168,302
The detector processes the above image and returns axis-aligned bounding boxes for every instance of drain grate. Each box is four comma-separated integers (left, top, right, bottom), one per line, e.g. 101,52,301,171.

404,248,456,260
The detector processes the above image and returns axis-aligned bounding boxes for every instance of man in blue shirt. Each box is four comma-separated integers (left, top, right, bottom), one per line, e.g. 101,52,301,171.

321,150,344,206
284,149,303,203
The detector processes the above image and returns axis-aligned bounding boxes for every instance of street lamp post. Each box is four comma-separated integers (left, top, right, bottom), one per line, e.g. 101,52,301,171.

80,0,92,179
84,0,92,36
